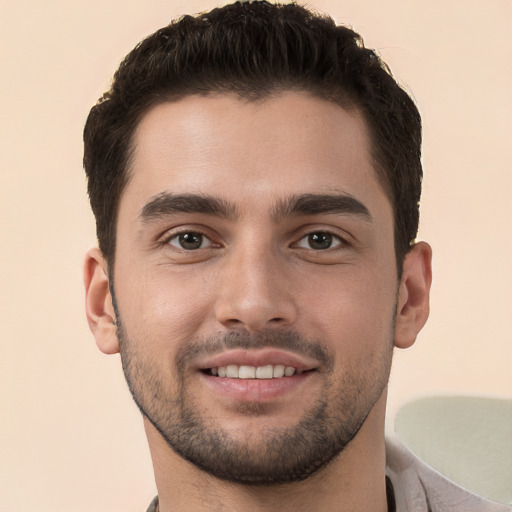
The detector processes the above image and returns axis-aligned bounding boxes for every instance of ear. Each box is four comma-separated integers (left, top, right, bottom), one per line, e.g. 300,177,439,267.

394,241,432,349
83,247,120,354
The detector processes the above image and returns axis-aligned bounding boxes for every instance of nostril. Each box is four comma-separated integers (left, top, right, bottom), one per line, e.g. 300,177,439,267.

220,317,290,332
268,317,287,326
225,318,243,326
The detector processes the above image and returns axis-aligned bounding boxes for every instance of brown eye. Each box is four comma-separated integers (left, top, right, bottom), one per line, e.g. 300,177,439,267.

169,232,211,250
296,232,343,250
308,233,332,250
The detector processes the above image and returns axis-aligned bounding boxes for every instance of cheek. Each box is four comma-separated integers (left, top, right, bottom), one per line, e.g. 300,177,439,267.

304,266,397,357
115,266,214,349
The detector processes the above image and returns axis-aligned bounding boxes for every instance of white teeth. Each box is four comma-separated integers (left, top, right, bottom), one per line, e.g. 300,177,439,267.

211,364,299,379
273,364,285,378
226,365,238,378
239,365,256,379
256,364,273,379
284,366,296,377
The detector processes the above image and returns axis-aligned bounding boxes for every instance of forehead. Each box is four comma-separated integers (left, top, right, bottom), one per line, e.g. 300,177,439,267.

123,92,390,220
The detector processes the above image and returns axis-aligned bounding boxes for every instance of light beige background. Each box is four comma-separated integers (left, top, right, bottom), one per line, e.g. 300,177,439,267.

0,1,510,510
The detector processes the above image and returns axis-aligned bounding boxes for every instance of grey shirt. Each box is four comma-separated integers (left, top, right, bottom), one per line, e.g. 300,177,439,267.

145,436,511,511
386,434,511,511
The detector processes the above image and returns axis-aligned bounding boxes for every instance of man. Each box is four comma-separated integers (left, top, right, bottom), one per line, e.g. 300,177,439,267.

82,2,509,511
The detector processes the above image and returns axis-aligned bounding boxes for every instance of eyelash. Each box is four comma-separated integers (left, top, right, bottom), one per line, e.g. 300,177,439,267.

164,230,216,251
294,231,348,251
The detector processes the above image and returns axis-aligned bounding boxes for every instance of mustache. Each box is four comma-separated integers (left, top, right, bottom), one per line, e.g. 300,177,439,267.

177,329,334,371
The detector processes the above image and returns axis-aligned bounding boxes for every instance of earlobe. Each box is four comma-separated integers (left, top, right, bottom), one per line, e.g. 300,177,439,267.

83,247,120,355
394,242,432,349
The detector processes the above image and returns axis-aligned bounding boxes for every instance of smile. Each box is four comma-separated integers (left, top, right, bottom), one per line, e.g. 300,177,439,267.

197,349,319,400
208,364,302,379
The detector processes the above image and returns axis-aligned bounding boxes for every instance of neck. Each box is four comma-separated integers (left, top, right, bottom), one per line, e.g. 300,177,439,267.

146,393,389,512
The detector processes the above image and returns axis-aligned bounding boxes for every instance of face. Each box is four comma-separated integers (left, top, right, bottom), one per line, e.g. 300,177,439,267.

105,92,403,483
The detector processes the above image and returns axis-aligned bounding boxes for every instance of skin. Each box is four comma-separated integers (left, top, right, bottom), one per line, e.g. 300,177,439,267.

84,92,432,512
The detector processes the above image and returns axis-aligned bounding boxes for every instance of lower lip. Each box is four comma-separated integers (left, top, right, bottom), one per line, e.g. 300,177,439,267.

200,371,313,402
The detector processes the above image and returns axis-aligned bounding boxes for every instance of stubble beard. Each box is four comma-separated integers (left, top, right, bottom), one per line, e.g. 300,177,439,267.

115,316,394,486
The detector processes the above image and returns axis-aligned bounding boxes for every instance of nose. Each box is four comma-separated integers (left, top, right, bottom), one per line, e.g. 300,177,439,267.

214,243,298,332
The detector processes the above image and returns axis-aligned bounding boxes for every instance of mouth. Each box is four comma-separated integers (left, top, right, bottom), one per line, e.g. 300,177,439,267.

204,364,308,379
196,349,319,402
197,348,318,377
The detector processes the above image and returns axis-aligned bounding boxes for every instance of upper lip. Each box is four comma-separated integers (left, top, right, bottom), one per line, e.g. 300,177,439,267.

196,349,319,372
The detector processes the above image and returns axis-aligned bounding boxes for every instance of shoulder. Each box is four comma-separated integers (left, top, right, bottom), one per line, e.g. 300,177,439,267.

145,495,159,512
385,434,511,512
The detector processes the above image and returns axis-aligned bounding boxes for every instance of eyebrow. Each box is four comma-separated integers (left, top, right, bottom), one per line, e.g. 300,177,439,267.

139,192,371,223
139,192,237,222
272,193,372,221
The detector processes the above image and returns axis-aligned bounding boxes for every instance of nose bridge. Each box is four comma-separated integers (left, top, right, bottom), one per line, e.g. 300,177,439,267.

214,235,297,331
